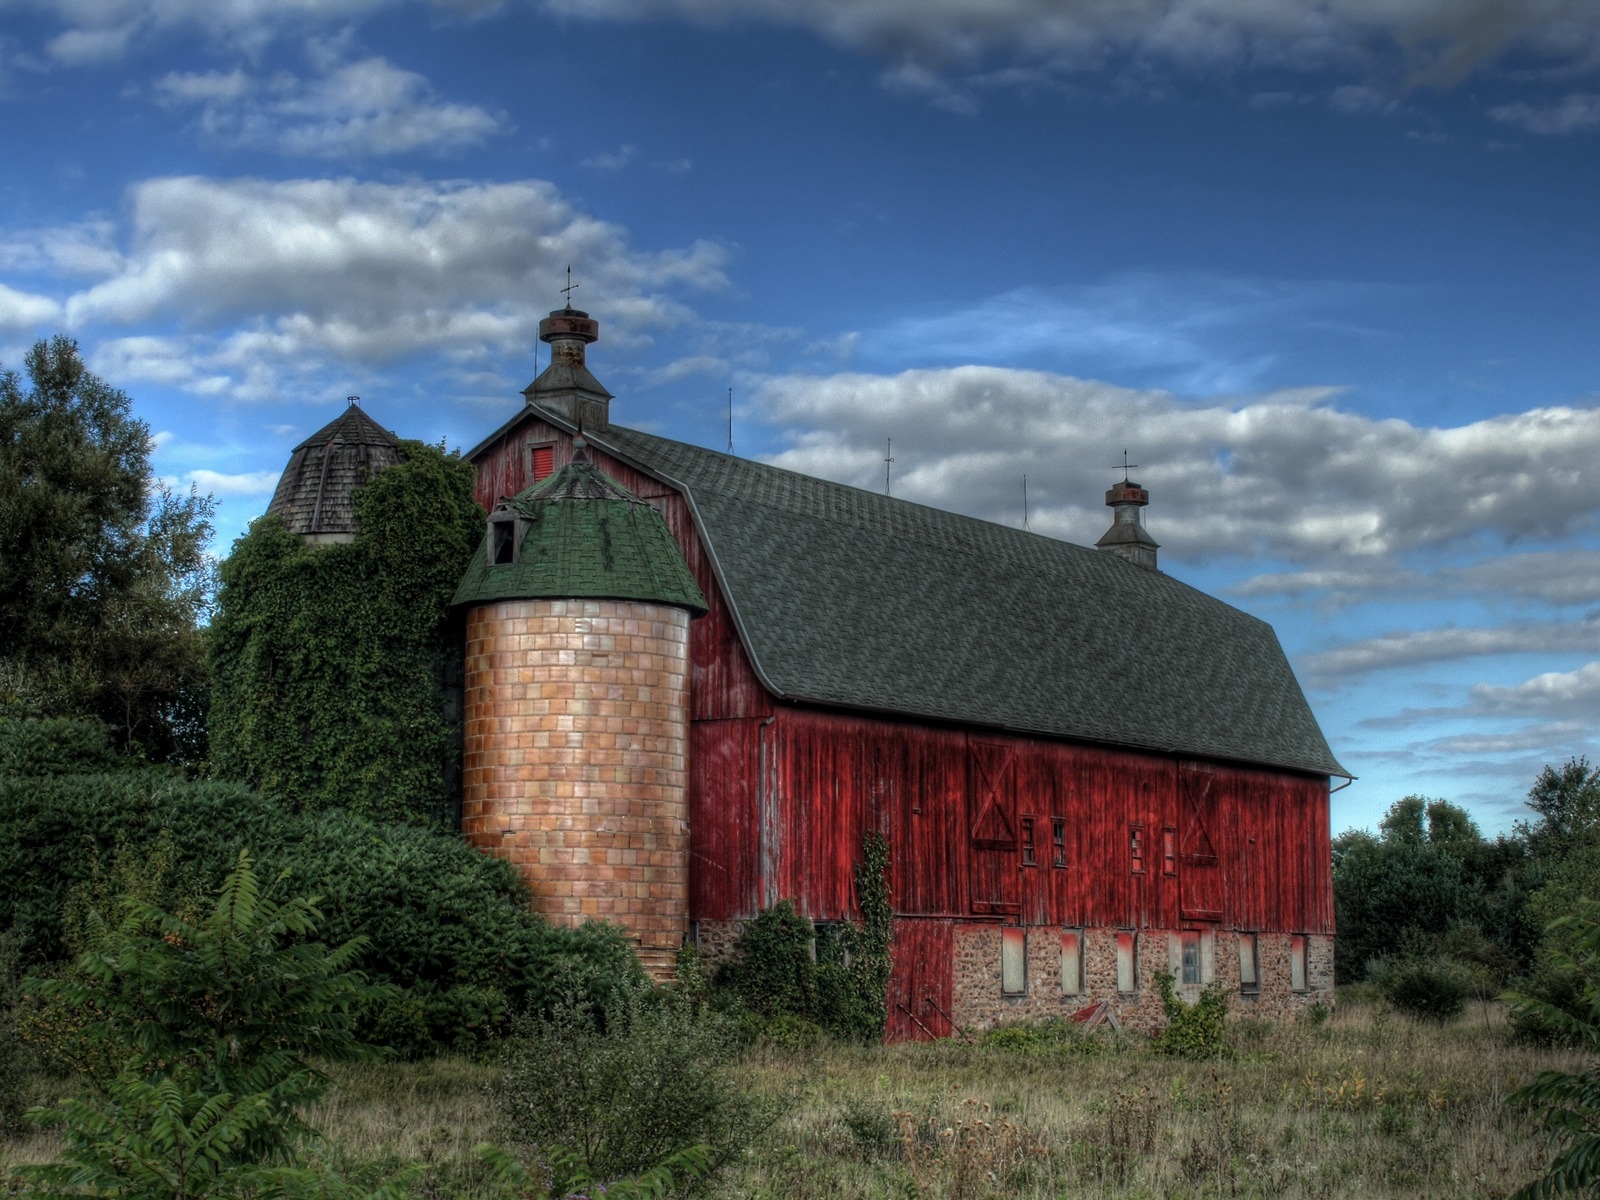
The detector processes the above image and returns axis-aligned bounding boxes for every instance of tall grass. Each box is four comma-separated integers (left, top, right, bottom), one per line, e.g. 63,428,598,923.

1,990,1584,1198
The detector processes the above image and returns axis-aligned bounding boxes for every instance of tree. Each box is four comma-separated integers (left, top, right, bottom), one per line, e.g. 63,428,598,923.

207,441,481,825
1522,757,1600,863
0,336,213,763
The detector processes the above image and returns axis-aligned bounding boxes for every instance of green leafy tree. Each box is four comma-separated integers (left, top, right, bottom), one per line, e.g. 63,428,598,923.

208,440,481,825
1521,758,1600,864
0,337,214,763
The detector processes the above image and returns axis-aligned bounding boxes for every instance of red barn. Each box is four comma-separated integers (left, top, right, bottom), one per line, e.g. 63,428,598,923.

462,307,1347,1036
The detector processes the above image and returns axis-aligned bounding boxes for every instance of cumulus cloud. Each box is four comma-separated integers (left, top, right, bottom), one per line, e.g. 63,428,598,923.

1302,618,1600,685
1490,93,1600,135
155,56,503,157
0,282,62,329
750,365,1600,562
1467,660,1600,719
181,468,284,496
13,173,726,398
23,0,391,63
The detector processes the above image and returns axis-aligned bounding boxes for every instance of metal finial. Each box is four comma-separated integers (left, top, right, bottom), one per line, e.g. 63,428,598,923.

347,395,360,407
1114,449,1139,482
561,265,579,308
885,438,895,497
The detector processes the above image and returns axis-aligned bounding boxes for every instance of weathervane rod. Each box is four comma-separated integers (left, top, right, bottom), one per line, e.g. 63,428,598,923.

885,438,894,497
1023,474,1029,531
727,387,733,453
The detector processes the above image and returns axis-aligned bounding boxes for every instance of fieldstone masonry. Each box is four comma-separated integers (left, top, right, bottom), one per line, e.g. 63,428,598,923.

951,925,1334,1034
462,598,691,979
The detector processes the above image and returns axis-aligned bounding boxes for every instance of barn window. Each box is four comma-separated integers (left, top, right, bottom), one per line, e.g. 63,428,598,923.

1116,931,1136,993
1020,817,1036,866
1060,930,1082,995
489,517,518,565
529,443,556,482
1001,927,1027,995
1180,932,1201,986
1051,818,1067,868
1290,935,1308,992
1239,933,1259,994
1129,824,1145,874
1162,827,1177,876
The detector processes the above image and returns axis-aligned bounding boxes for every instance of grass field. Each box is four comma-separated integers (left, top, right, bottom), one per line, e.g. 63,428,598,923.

1,990,1585,1199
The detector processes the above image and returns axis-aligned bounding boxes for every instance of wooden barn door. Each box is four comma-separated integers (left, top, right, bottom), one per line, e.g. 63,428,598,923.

887,919,954,1042
1179,766,1223,923
968,739,1020,917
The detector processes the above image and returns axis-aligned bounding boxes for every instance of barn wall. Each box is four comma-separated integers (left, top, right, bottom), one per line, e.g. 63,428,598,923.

762,707,1334,936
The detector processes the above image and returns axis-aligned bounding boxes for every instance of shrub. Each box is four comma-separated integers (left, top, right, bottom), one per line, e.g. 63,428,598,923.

979,1017,1094,1055
1510,958,1589,1045
719,900,818,1019
0,716,127,777
498,982,774,1185
0,767,641,1055
1368,955,1473,1022
0,932,27,1133
1153,972,1232,1059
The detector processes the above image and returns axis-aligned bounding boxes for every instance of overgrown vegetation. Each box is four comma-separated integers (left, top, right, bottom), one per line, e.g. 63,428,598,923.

208,440,483,827
498,982,771,1184
719,832,893,1043
0,719,641,1056
0,337,214,765
1152,971,1233,1059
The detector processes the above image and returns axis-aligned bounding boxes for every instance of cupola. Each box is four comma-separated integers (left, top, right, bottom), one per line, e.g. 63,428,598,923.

1095,474,1160,571
265,401,401,544
522,305,613,430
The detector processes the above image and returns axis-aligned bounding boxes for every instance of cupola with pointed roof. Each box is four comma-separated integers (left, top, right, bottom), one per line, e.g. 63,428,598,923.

265,401,402,544
522,305,613,431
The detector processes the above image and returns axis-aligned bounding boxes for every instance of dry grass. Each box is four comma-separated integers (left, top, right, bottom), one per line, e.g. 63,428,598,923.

1,991,1585,1199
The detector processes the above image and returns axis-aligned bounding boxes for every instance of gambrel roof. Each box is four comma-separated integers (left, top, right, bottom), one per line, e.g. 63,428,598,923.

471,405,1348,779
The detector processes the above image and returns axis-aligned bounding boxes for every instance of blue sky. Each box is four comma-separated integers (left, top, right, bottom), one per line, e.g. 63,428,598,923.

2,0,1598,836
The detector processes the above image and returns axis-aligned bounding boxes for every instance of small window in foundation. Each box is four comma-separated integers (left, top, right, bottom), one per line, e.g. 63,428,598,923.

1129,824,1145,874
1051,818,1067,868
1020,817,1036,866
1116,931,1136,993
1290,935,1308,992
1239,933,1259,994
1060,929,1083,995
1180,931,1201,986
1163,827,1177,876
1001,927,1027,996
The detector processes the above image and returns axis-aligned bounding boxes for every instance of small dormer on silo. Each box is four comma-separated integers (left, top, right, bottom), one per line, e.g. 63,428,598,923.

265,402,402,544
522,305,613,430
1096,476,1160,571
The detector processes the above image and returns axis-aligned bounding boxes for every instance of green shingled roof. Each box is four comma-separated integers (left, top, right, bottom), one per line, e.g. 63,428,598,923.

452,450,707,613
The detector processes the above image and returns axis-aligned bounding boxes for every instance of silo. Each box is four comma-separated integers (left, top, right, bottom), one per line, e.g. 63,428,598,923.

453,441,706,978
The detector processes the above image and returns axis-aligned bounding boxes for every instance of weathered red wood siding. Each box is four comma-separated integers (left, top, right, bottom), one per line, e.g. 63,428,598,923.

887,919,956,1041
469,416,1334,939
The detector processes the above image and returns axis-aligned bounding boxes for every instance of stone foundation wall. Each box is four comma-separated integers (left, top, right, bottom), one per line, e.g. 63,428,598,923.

950,924,1335,1034
692,918,746,976
462,598,691,980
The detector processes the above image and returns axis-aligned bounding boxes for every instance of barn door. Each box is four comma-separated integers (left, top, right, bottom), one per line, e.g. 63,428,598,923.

887,919,954,1042
1179,767,1223,922
968,739,1020,917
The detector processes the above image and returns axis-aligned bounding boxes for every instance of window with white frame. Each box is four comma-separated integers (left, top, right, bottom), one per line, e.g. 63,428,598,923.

1060,929,1083,995
1001,927,1027,996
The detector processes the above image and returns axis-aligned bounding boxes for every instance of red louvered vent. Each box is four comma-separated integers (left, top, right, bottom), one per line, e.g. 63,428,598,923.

531,444,555,482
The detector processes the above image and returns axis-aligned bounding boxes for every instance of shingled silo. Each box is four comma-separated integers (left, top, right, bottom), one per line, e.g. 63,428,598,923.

265,402,401,543
452,441,706,977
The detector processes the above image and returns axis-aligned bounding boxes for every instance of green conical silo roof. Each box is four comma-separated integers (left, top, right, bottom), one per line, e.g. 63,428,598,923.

453,445,707,613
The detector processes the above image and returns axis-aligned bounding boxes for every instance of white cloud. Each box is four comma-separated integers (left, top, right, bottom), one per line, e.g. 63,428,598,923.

0,282,62,329
1467,660,1600,718
1237,549,1600,607
155,56,503,157
183,467,284,496
24,0,392,62
1490,93,1600,135
580,144,637,170
1303,618,1600,685
749,365,1600,562
24,173,725,398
